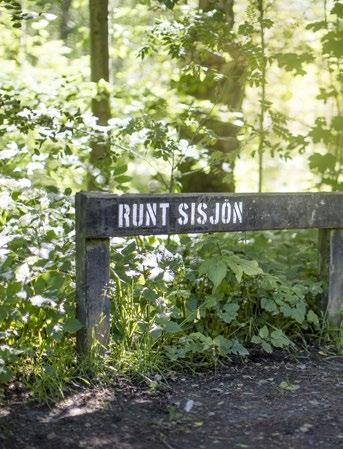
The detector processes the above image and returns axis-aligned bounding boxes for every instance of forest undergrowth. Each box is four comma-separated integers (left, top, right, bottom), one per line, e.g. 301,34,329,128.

0,190,341,402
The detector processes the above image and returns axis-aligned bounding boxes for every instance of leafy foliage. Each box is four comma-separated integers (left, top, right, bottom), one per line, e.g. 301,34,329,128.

0,188,77,387
110,231,322,364
306,0,343,190
0,0,342,400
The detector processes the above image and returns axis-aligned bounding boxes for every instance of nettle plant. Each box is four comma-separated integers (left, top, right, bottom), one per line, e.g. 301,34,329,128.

110,231,322,364
0,188,78,384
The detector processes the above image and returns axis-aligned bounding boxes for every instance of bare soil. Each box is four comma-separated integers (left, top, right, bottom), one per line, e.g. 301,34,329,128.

1,351,343,449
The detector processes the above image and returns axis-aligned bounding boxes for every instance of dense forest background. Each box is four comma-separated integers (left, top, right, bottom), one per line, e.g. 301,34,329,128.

0,0,342,399
1,0,342,194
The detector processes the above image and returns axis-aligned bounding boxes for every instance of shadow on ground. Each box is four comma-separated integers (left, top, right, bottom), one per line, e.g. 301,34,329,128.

1,353,343,449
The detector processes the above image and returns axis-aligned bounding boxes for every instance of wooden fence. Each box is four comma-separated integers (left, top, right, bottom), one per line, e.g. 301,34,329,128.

75,192,343,354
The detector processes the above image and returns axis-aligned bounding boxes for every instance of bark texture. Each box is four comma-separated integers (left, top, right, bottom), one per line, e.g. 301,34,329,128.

180,0,246,193
89,0,111,187
60,0,73,40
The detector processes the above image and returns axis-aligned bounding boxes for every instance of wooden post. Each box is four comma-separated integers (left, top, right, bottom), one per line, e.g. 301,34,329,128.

318,229,330,311
319,228,343,326
75,193,110,355
327,229,343,327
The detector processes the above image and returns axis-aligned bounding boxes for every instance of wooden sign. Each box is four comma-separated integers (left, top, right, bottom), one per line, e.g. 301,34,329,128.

75,192,343,354
77,192,343,237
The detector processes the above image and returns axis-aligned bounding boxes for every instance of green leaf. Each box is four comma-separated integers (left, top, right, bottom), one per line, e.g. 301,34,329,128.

322,31,343,58
165,345,189,361
306,21,327,32
259,325,269,339
0,306,10,322
217,302,240,324
261,18,274,29
270,329,291,348
202,294,220,311
46,185,59,193
261,297,279,314
0,363,13,384
142,287,158,303
65,144,72,155
156,317,182,334
309,153,336,173
261,341,273,353
251,335,262,344
275,52,313,75
199,258,227,289
225,255,263,283
239,258,263,277
115,175,132,184
45,229,57,241
11,191,20,201
280,301,306,323
113,164,128,175
213,335,232,354
230,339,249,356
149,324,163,340
332,3,343,18
63,318,83,334
307,310,319,326
225,257,243,283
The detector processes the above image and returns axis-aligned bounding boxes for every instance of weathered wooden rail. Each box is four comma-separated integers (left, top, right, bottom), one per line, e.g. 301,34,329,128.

75,192,343,354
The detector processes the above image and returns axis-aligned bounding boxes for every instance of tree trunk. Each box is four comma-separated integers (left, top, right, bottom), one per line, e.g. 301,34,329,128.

60,0,72,40
180,0,246,193
88,0,111,189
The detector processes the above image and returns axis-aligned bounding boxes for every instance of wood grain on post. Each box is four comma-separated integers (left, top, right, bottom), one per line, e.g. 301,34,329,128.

327,230,343,327
318,229,330,311
79,192,343,237
76,193,110,355
319,229,343,326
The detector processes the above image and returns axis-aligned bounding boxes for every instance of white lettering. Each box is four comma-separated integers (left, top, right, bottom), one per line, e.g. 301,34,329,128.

221,201,232,224
197,203,208,224
233,201,243,223
209,202,220,225
118,199,243,230
190,202,196,225
145,203,157,226
118,204,130,228
159,203,170,226
132,203,144,227
178,203,189,225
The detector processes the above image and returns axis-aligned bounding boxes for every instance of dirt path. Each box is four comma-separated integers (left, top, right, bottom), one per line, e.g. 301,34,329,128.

1,353,342,449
